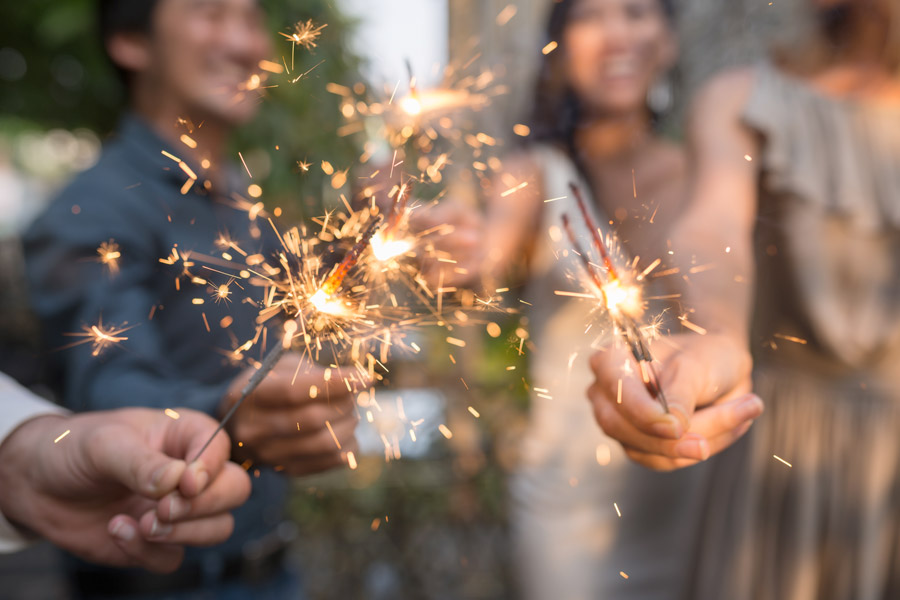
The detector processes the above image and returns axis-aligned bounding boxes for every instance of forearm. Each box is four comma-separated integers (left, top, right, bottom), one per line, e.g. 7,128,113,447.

674,70,760,346
0,414,68,549
672,209,755,344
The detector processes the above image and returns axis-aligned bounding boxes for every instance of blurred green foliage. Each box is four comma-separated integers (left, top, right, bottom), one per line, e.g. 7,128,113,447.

0,0,363,214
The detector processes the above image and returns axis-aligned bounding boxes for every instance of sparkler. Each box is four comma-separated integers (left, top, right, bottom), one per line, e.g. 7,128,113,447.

562,183,669,412
370,180,415,262
190,215,385,462
279,20,327,51
61,318,134,357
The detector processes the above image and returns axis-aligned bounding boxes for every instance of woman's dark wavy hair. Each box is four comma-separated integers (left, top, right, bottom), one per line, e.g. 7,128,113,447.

529,0,676,150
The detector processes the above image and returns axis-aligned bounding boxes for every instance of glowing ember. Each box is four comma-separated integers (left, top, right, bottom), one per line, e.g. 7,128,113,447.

62,318,134,357
308,288,348,317
97,240,121,275
601,280,643,318
279,19,327,50
399,96,422,116
370,231,414,262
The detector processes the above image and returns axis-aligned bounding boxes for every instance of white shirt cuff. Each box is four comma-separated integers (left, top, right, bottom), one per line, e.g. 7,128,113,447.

0,372,69,553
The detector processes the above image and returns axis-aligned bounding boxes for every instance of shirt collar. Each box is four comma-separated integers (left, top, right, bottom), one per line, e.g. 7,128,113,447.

116,113,220,198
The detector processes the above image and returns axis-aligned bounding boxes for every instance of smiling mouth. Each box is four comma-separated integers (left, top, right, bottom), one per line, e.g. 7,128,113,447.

602,56,640,78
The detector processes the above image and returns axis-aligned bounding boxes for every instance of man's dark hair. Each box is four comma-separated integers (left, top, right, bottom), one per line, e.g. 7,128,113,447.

97,0,159,84
98,0,158,42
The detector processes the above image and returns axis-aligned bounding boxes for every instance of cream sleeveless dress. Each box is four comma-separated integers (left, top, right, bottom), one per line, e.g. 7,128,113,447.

687,62,900,600
509,144,711,600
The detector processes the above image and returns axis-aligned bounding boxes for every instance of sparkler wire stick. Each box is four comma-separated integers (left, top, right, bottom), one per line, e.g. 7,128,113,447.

190,215,385,462
562,185,669,413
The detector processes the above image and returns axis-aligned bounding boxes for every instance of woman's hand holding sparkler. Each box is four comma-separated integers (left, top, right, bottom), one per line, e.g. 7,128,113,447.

221,355,359,476
588,333,763,471
0,408,250,572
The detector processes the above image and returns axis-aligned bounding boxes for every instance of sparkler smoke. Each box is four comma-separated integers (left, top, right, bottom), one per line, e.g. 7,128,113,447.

191,216,385,462
563,183,669,413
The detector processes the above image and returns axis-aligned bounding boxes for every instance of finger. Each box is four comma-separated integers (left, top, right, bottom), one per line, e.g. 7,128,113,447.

622,417,756,471
252,361,356,409
253,414,358,465
664,335,752,410
702,417,755,457
689,394,763,439
139,511,236,547
237,397,357,441
282,451,353,477
621,447,702,472
156,463,251,522
589,350,685,440
108,515,185,573
161,411,234,498
591,395,710,461
88,423,186,499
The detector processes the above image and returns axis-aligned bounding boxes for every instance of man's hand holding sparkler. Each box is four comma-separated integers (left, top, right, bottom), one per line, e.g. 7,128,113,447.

221,356,359,476
410,200,485,289
588,333,763,471
0,408,250,572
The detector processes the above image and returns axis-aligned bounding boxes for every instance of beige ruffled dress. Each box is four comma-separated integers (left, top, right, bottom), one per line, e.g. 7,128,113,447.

688,61,900,600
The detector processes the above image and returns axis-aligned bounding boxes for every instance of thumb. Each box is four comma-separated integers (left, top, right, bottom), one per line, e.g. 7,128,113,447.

89,424,187,499
659,334,752,426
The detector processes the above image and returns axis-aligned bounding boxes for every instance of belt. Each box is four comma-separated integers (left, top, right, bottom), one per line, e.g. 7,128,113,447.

70,546,287,597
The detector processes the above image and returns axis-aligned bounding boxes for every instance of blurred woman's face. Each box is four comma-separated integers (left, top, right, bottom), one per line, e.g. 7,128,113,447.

562,0,676,117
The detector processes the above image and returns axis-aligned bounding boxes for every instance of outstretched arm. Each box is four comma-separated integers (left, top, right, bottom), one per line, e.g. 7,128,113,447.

588,69,764,470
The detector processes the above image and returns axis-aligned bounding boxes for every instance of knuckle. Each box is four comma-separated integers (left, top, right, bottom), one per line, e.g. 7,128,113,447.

593,402,617,434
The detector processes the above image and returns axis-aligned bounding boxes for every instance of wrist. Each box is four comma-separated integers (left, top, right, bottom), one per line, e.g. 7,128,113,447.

0,414,67,536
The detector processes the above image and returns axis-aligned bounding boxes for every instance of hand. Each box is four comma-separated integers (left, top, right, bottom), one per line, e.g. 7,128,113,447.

409,200,485,289
587,333,763,471
0,408,251,572
222,355,359,476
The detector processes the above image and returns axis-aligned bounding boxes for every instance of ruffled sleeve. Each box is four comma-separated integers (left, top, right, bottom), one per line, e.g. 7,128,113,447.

741,62,900,231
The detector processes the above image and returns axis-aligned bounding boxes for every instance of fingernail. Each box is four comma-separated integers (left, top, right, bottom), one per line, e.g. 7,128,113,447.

736,395,764,421
650,417,682,439
189,462,209,491
168,495,191,520
674,437,710,460
150,461,179,492
110,520,136,542
149,517,174,539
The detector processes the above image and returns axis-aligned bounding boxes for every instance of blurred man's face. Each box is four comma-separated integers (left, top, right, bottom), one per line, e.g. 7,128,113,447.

145,0,272,124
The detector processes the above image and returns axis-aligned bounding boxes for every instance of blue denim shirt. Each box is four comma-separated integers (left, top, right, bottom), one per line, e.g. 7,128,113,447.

24,114,289,571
